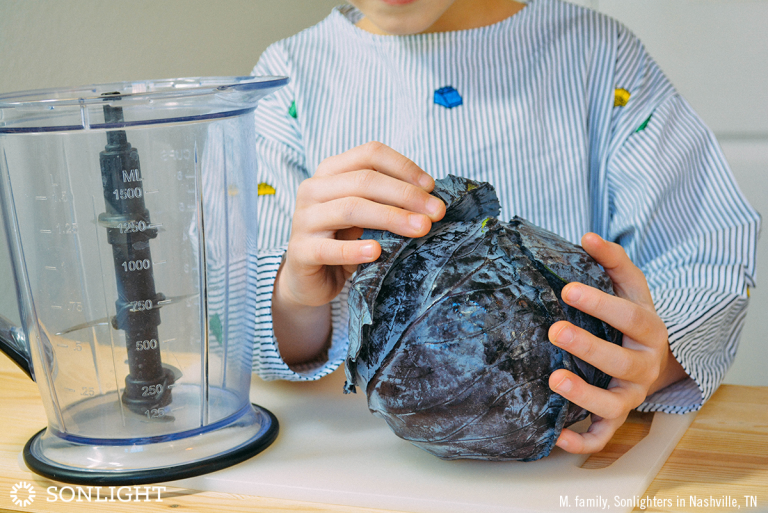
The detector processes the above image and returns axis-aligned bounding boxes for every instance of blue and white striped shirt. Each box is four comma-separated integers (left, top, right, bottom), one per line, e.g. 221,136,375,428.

248,0,760,414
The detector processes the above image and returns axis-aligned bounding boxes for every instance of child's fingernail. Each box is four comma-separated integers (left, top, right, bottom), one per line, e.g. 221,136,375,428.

557,437,569,450
553,326,573,346
409,214,426,231
554,376,572,393
427,197,443,215
419,175,433,189
565,286,582,303
361,243,375,258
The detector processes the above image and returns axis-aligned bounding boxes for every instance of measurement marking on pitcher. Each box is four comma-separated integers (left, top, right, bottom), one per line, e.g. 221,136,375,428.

121,168,141,182
115,222,162,233
35,196,48,201
157,298,172,306
112,187,143,201
51,305,62,310
152,260,167,266
117,220,148,233
144,189,159,195
135,339,158,351
45,266,57,270
128,299,154,312
121,259,151,272
40,229,52,234
144,408,167,420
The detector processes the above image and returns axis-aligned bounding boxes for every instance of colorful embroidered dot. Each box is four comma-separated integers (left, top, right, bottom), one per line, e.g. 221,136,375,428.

614,88,630,107
258,182,276,196
434,86,463,109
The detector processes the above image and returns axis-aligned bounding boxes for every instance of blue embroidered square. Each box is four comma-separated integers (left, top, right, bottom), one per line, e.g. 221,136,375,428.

434,86,463,108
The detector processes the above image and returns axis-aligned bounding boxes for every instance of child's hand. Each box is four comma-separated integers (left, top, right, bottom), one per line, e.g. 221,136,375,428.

547,233,687,454
272,142,445,364
279,141,445,307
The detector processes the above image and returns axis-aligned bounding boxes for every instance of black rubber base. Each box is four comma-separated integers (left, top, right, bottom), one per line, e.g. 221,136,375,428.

23,404,279,486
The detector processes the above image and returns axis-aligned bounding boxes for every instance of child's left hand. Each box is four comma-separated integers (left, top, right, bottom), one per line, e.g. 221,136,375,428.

547,233,687,454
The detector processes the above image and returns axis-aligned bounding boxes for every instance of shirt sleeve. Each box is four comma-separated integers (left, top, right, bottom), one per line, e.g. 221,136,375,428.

249,42,350,381
601,26,761,413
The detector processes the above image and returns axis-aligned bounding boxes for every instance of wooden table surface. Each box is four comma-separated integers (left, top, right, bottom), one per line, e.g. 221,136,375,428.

0,356,765,513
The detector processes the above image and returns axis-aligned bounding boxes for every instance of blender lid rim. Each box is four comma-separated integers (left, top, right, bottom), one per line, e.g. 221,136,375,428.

0,76,289,108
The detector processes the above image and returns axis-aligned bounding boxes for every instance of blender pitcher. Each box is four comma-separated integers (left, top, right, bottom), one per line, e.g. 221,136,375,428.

0,76,287,485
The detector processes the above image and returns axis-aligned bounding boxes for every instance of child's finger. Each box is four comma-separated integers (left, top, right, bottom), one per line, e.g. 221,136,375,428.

315,141,434,190
300,197,433,238
301,170,445,221
290,237,382,267
560,283,667,349
556,416,624,454
549,369,645,421
580,233,652,305
549,321,646,383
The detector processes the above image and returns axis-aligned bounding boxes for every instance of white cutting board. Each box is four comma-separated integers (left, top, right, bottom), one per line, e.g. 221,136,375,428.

176,369,696,513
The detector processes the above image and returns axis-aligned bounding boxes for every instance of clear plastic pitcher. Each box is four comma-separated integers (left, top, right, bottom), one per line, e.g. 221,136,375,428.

0,76,287,484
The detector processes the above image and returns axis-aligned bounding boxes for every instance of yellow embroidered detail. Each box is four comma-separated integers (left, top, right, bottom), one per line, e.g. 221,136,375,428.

258,182,276,196
467,183,478,191
614,88,631,107
227,185,240,197
481,217,490,229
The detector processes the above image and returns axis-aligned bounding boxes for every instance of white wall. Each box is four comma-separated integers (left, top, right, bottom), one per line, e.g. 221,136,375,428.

0,0,342,93
1,0,765,385
719,140,767,386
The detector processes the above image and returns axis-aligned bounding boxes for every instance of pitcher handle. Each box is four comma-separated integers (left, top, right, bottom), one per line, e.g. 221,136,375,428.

0,314,33,380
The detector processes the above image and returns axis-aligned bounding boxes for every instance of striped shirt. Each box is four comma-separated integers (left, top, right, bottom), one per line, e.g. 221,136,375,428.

248,0,760,414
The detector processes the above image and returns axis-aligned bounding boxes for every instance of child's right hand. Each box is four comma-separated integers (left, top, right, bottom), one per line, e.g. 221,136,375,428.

272,142,445,364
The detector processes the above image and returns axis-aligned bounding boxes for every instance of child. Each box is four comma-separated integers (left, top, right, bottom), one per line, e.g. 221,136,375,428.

248,0,760,454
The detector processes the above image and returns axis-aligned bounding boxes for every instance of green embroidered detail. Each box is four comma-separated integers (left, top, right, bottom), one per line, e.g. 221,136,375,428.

288,100,297,119
481,217,490,229
467,183,478,191
635,114,652,133
210,313,223,347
